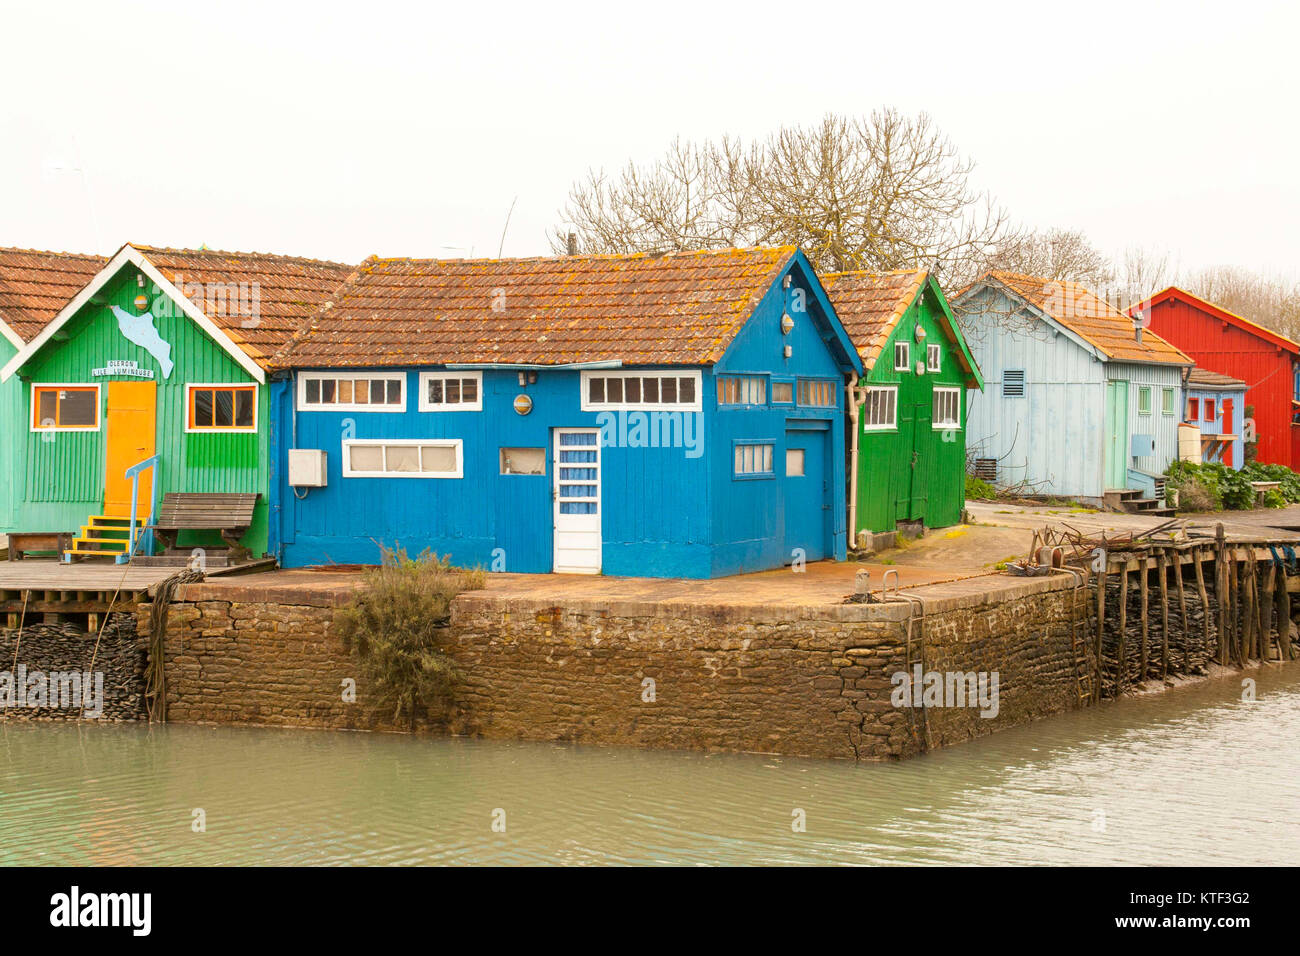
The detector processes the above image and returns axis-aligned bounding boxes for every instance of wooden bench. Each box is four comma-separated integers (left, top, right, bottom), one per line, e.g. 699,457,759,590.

1250,480,1282,506
6,531,73,560
148,493,260,552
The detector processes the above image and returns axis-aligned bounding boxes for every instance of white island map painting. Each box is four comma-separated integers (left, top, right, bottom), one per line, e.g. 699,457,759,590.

110,304,174,377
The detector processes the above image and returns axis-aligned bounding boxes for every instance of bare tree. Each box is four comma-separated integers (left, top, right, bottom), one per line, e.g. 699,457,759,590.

551,110,1018,279
1184,265,1300,341
971,227,1114,288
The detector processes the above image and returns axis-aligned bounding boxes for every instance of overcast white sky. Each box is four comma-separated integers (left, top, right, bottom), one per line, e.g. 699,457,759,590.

2,0,1296,279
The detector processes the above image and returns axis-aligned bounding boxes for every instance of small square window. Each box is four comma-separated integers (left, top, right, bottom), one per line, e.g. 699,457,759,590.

786,448,805,476
894,342,910,371
927,344,941,372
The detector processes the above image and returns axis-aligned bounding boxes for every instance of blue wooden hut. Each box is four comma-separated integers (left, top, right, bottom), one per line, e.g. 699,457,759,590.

1183,368,1247,469
268,247,863,577
954,272,1193,511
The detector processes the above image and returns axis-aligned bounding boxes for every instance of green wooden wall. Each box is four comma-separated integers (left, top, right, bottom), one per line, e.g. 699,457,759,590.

10,264,269,555
0,337,19,531
856,282,971,535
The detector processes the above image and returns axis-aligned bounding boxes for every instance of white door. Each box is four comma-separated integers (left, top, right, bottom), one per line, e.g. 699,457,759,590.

553,429,601,573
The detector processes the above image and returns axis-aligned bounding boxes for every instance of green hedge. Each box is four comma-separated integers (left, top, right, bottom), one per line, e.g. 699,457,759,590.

1165,460,1300,511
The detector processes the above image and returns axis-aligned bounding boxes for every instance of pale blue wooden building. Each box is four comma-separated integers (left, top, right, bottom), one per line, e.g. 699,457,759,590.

954,272,1193,508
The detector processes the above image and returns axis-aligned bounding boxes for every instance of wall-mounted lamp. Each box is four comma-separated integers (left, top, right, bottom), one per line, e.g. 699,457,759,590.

914,324,926,342
781,313,794,335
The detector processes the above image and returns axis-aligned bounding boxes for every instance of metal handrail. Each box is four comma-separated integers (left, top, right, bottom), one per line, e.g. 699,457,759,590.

122,454,160,563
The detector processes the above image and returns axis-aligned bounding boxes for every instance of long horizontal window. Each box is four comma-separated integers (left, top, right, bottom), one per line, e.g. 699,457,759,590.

717,375,767,406
419,372,482,412
933,387,961,429
861,386,897,431
298,373,405,412
32,385,98,431
581,370,701,412
342,439,462,478
187,384,256,432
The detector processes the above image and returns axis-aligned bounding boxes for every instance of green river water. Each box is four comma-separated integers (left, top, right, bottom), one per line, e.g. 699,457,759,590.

2,664,1298,866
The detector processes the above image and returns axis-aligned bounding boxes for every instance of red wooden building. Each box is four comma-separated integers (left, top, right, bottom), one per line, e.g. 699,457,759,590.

1133,288,1300,468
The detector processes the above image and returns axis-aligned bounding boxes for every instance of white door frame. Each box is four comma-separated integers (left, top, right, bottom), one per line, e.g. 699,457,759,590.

552,427,602,573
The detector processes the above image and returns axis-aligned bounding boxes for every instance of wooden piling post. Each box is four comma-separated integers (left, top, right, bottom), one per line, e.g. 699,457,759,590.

1157,549,1170,680
1240,554,1255,666
1174,549,1190,674
1259,556,1274,663
1193,546,1211,654
1117,563,1128,692
1274,563,1291,662
1095,563,1106,703
1227,547,1240,665
1139,554,1150,683
1215,526,1228,664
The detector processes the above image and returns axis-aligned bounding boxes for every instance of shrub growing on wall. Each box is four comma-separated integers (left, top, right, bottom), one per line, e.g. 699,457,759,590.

335,545,486,730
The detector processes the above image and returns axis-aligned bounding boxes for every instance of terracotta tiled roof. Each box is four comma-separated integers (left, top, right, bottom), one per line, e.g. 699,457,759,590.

821,269,927,368
0,247,106,342
975,270,1192,366
1188,368,1246,389
276,247,797,368
133,245,356,363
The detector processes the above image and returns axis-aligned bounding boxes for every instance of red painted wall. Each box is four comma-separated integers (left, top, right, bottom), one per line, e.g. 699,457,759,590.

1146,296,1298,468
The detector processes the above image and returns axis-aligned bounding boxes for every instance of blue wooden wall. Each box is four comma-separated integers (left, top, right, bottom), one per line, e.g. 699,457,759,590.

272,258,854,578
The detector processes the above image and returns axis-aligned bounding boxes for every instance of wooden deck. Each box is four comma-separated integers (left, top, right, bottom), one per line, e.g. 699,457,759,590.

0,559,184,624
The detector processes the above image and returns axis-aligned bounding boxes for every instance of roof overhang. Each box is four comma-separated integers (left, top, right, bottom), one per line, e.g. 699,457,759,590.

0,316,25,351
0,244,267,384
791,250,865,378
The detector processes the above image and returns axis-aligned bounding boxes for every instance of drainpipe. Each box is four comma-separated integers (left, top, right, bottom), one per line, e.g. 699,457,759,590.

847,371,861,548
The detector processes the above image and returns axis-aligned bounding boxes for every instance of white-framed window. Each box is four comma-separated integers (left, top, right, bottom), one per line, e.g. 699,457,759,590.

933,387,961,429
419,371,482,412
861,386,897,431
342,439,462,478
30,383,100,432
298,372,405,412
185,383,257,433
797,379,836,407
733,442,774,477
927,344,942,372
581,370,701,412
894,342,910,371
717,375,767,406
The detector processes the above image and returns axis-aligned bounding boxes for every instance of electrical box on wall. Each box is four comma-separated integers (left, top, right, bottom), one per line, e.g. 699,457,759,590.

1131,434,1156,457
288,449,327,487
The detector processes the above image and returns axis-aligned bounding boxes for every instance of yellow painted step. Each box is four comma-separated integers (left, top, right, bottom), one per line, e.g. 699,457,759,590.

71,538,130,552
86,515,143,526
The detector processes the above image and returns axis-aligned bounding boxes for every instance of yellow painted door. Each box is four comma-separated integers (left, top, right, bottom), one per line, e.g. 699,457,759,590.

103,381,157,516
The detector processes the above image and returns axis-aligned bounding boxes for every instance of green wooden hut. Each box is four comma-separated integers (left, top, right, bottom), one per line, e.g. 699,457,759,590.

0,243,352,560
823,269,983,540
0,248,106,537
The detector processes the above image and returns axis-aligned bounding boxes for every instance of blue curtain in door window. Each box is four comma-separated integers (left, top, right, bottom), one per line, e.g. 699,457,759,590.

559,433,599,514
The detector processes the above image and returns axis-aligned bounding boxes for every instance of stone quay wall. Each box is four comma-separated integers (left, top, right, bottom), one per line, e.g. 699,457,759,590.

135,573,1090,760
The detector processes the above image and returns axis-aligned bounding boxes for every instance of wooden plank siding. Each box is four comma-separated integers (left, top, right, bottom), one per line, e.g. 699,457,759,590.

13,264,270,554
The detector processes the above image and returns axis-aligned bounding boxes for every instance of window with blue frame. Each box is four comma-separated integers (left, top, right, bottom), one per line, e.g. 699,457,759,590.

733,441,774,478
557,432,599,514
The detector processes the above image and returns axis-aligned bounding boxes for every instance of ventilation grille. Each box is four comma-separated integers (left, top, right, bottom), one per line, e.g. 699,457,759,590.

973,458,998,482
1003,369,1026,397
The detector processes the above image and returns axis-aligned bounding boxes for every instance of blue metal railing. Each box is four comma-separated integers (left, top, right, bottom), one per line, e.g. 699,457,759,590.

121,454,160,564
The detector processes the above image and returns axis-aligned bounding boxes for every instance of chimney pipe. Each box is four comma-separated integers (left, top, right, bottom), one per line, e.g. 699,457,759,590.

566,232,578,256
